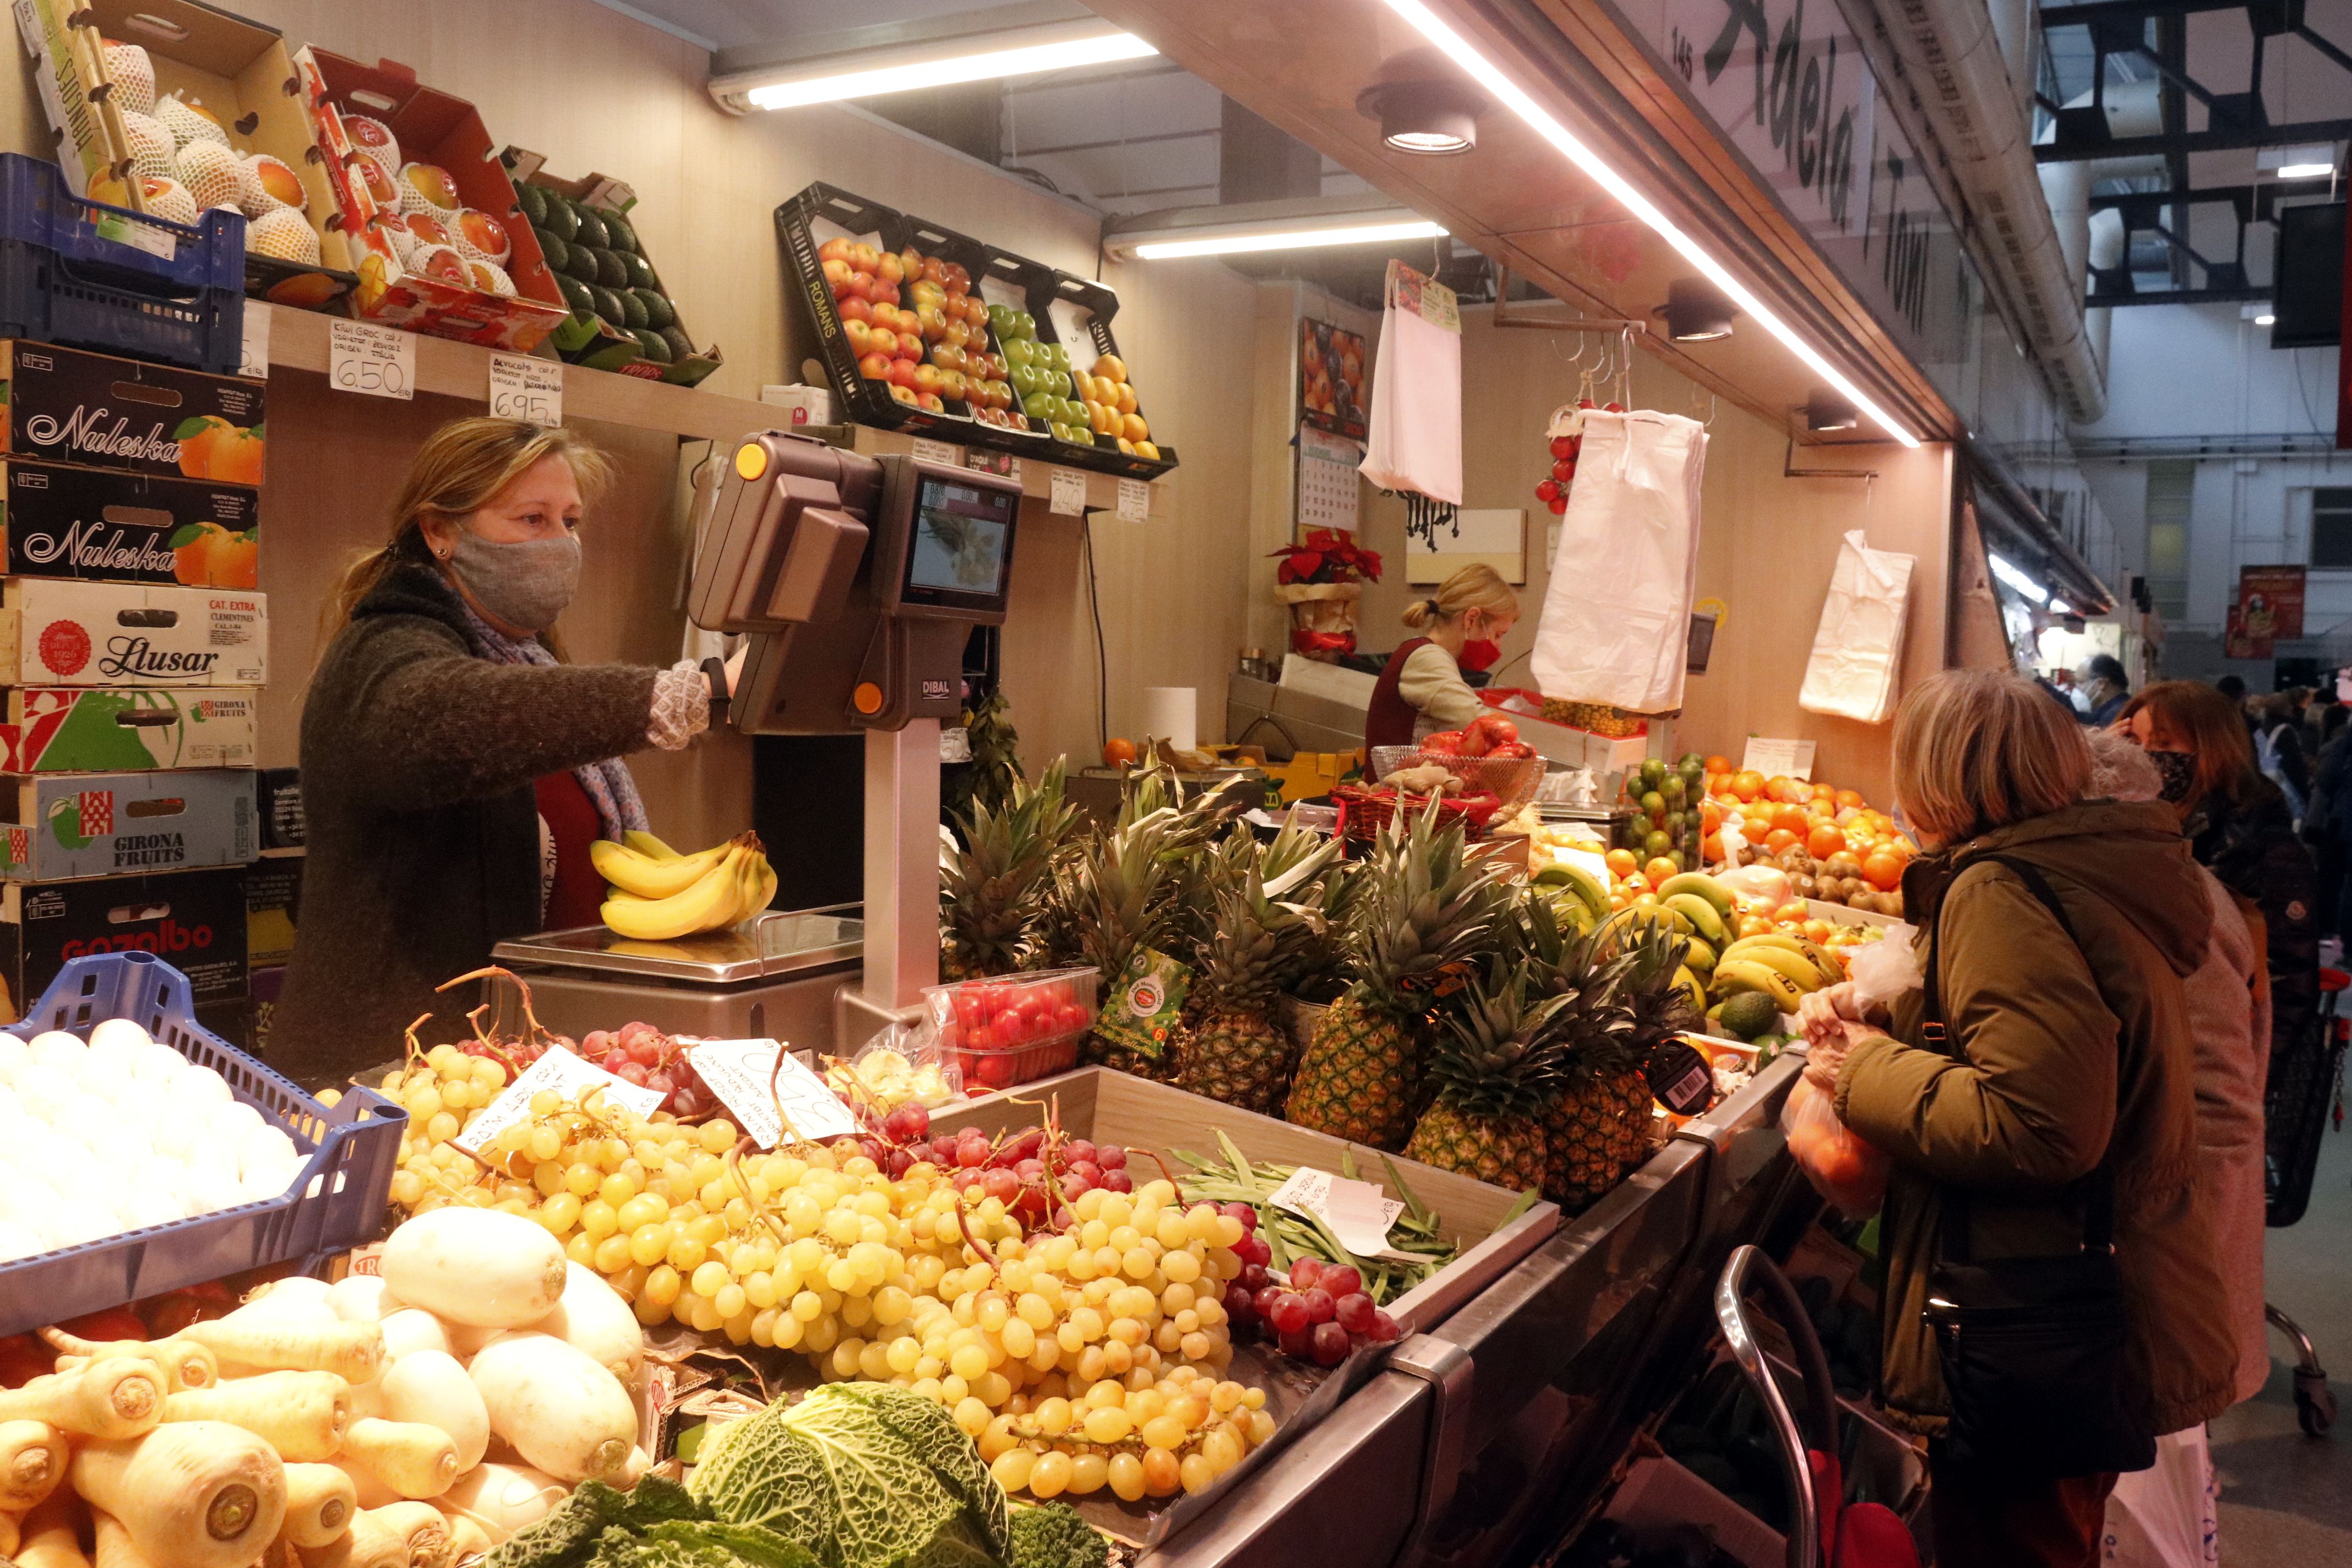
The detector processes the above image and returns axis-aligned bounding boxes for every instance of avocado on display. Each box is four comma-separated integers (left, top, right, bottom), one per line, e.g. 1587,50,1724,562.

536,231,569,275
658,325,690,362
595,248,629,290
633,328,673,364
588,285,627,325
622,252,657,291
603,210,638,254
540,197,579,243
510,168,708,379
515,183,548,227
618,290,649,330
633,288,674,330
557,274,595,314
572,207,610,249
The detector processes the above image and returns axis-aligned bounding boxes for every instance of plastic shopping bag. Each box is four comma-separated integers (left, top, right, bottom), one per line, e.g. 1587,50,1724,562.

1359,260,1462,503
1844,923,1923,1012
1799,530,1916,723
1782,1076,1890,1218
2102,1426,2218,1566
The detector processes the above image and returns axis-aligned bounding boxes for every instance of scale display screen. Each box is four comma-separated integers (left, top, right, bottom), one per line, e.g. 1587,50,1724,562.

900,473,1017,610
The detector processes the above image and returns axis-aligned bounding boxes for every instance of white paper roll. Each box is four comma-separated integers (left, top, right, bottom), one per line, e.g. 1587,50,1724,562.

1141,687,1197,752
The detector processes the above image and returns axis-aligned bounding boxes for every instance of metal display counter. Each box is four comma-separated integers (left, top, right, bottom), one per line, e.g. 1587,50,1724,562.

1140,1053,1813,1567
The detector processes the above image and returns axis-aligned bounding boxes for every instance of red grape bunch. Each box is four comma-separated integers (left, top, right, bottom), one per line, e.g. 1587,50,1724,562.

1222,1234,1401,1367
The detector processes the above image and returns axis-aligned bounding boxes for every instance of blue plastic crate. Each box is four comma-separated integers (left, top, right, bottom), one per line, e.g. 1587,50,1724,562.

0,952,406,1336
0,153,246,374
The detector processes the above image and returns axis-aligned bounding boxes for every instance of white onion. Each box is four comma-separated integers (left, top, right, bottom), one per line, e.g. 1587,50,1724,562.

87,1017,152,1056
0,1034,28,1083
208,1098,265,1140
186,1167,247,1215
25,1030,82,1070
236,1123,297,1176
0,1218,45,1261
129,1039,183,1081
13,1063,76,1118
182,1066,235,1104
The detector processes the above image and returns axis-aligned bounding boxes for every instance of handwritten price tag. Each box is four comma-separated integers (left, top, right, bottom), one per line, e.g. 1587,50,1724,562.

1267,1166,1419,1262
911,437,960,466
685,1039,859,1149
455,1046,666,1156
329,319,415,401
238,302,271,382
489,353,562,427
1117,478,1149,523
1740,737,1817,781
1049,467,1086,516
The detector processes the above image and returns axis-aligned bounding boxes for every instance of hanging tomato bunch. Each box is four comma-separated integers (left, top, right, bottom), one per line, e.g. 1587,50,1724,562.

1532,398,1623,516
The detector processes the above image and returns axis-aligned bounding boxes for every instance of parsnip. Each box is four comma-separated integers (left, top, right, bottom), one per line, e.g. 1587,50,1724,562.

378,1352,486,1471
247,1278,334,1311
0,1417,67,1510
433,1461,563,1545
181,1316,384,1383
333,1455,399,1511
162,1370,352,1461
443,1511,492,1560
279,1463,358,1548
340,1417,458,1499
91,1509,160,1568
40,1329,217,1391
69,1420,286,1568
0,1359,165,1440
376,1309,450,1363
324,1276,399,1324
2,1506,19,1559
294,1501,446,1568
13,1484,90,1568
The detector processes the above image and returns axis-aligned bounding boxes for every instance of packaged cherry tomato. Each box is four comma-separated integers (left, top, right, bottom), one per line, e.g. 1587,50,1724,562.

922,966,1099,1092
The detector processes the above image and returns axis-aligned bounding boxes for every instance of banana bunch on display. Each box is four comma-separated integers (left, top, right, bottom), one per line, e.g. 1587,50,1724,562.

592,829,777,940
1707,930,1842,1011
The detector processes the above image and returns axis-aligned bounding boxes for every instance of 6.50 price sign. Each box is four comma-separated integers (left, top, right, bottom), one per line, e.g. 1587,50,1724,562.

489,353,563,428
328,319,415,401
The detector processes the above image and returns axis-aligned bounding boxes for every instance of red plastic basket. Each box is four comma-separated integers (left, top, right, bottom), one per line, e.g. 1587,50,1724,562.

1331,782,1502,845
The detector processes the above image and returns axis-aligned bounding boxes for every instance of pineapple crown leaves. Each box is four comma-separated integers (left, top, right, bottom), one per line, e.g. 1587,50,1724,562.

939,757,1079,971
1426,967,1580,1121
1501,894,1652,1081
1194,825,1343,1007
1351,808,1509,1015
1611,923,1700,1050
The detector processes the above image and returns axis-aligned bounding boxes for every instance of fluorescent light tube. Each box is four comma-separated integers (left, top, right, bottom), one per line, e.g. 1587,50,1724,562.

1377,0,1919,447
1988,552,2049,606
1131,217,1446,259
2256,313,2277,326
738,29,1155,110
2275,163,2334,179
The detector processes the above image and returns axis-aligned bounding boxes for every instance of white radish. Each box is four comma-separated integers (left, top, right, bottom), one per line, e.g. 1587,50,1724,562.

69,1420,285,1568
246,1277,333,1310
433,1461,564,1545
376,1309,449,1363
466,1332,636,1484
378,1351,487,1471
527,1262,644,1383
325,1276,399,1324
378,1210,567,1330
439,1315,503,1360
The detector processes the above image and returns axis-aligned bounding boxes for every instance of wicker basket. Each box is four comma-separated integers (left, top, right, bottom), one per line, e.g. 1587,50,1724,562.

1369,745,1547,808
1332,782,1502,844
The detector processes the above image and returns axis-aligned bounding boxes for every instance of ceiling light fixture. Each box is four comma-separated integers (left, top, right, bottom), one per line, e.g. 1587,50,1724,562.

707,14,1155,111
1105,200,1446,260
2260,144,2337,179
1357,80,1483,154
2257,312,2278,326
1375,0,1919,446
2275,164,2335,179
1806,388,1861,432
1657,277,1736,341
1987,552,2050,607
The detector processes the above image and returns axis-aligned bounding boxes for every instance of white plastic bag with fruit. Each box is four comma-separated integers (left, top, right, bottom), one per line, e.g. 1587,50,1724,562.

827,1020,962,1118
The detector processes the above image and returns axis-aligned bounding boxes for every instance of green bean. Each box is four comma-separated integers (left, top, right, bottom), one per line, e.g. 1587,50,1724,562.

1174,1136,1462,1298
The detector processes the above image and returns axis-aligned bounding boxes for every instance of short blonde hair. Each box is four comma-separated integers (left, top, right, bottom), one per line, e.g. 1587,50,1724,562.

1892,669,2091,842
1403,563,1519,631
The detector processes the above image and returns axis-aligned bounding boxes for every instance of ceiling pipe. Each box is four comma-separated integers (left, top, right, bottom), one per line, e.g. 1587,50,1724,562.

1847,0,2108,421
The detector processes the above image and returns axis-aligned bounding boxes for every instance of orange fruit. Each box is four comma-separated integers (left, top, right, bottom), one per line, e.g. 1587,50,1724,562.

1835,789,1865,810
1102,737,1138,767
1806,824,1845,858
1774,901,1810,925
175,415,231,478
1730,770,1765,802
210,426,264,486
171,524,219,586
1738,916,1776,939
1705,755,1731,775
1763,828,1800,854
1700,800,1724,833
1643,857,1680,888
1802,918,1834,942
1811,782,1836,800
1701,832,1723,862
1862,851,1904,891
1605,848,1638,878
1771,803,1810,836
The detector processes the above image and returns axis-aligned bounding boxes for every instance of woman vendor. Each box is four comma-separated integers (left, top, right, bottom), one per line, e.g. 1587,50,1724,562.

1363,563,1520,752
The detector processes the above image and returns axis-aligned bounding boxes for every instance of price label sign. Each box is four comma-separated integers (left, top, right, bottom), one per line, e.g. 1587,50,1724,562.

329,319,415,401
455,1045,666,1157
911,437,960,466
1116,477,1150,523
238,302,271,382
1049,467,1087,516
1267,1167,1420,1263
685,1039,859,1149
489,353,562,427
1740,737,1818,781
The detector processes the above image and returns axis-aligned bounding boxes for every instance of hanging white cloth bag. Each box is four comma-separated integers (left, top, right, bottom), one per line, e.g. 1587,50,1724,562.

1359,260,1462,504
1798,529,1915,723
1529,409,1707,712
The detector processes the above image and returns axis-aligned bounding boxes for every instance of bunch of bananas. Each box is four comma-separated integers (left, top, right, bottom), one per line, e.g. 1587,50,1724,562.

1707,930,1841,1012
592,829,777,940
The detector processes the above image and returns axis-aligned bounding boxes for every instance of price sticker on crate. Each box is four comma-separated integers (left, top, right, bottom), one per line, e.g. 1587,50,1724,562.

489,354,562,428
911,437,960,466
685,1039,858,1148
329,319,416,401
239,302,272,382
1050,467,1087,516
455,1044,665,1157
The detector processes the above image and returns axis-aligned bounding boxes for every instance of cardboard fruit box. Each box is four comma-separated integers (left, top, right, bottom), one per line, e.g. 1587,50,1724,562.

0,687,258,771
1,459,258,587
0,766,257,880
502,146,720,388
0,340,264,482
66,0,360,311
0,863,247,1023
292,48,565,351
0,578,266,686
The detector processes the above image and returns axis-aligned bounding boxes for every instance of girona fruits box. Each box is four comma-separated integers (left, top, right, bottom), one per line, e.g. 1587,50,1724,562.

1,461,258,587
0,579,267,687
0,767,257,880
0,864,248,1023
0,688,258,771
0,341,265,483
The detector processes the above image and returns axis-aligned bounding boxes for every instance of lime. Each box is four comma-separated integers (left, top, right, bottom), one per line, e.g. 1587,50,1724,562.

1661,775,1687,809
1668,848,1687,871
1640,790,1666,822
1678,752,1705,770
1640,758,1668,790
1644,829,1674,858
1663,810,1686,840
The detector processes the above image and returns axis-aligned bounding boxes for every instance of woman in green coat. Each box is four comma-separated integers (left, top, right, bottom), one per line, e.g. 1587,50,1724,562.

1801,670,2236,1568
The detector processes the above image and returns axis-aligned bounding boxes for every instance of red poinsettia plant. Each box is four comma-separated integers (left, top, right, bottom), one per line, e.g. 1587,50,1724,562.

1272,528,1383,586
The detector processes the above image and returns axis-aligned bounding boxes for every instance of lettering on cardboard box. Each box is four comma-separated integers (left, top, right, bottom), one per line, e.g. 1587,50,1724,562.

63,917,212,957
22,406,181,464
21,520,179,575
100,637,220,678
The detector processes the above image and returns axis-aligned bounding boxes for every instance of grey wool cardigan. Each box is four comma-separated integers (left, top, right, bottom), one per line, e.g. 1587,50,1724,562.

270,553,658,1088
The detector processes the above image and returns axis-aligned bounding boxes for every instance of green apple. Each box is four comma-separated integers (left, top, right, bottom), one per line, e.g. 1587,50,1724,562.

1023,391,1057,420
987,303,1014,337
1003,338,1036,368
1013,310,1037,340
1045,342,1069,370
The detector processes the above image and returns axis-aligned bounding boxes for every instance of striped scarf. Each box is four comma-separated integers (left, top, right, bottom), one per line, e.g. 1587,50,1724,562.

455,602,649,842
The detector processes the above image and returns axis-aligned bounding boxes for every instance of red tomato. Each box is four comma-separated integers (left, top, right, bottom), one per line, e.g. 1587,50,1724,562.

1458,725,1494,758
1422,731,1465,755
1060,1005,1090,1033
1474,716,1520,749
1488,741,1536,759
967,1023,994,1050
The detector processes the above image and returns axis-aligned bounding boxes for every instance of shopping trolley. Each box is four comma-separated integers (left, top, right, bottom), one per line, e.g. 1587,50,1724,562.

2264,965,2349,1436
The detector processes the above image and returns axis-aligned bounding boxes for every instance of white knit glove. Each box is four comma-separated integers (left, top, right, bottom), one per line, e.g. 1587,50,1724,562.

646,661,710,751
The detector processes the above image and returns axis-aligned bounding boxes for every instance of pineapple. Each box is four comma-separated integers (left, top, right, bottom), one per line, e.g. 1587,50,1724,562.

940,759,1076,981
1173,825,1341,1113
1404,970,1574,1191
1538,920,1691,1211
1285,809,1506,1150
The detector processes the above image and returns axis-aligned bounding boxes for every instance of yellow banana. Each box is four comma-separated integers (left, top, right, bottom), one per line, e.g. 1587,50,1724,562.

1551,863,1612,920
1662,892,1729,944
1655,872,1736,921
1672,967,1707,1011
1717,944,1822,994
1710,959,1807,1014
624,829,681,861
1602,903,1694,946
601,846,750,940
1791,937,1844,988
742,848,778,923
1683,937,1717,974
1718,932,1815,965
1548,890,1597,933
592,836,736,899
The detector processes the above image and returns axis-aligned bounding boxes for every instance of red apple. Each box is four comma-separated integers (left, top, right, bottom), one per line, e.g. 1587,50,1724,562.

917,391,946,412
963,297,990,328
839,273,874,304
876,251,905,284
922,256,948,286
917,304,949,342
817,237,853,266
871,280,901,307
821,257,853,290
892,331,922,362
849,242,880,274
939,368,970,402
912,363,944,397
838,296,873,325
943,262,970,293
910,279,946,312
899,247,923,278
943,320,972,351
889,358,922,390
930,341,966,372
843,319,874,355
857,352,892,380
889,383,919,405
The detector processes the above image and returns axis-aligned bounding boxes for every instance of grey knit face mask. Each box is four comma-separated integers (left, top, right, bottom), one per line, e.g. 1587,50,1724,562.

448,529,579,633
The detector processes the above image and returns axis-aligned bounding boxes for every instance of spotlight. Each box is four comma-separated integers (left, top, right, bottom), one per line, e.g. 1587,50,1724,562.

1806,389,1859,431
1355,80,1482,155
1656,277,1735,342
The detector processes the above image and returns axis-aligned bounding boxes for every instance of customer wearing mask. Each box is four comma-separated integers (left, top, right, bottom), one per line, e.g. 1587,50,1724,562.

2117,680,2318,1116
2074,652,2132,726
1801,671,2234,1568
1363,563,1520,752
273,419,734,1086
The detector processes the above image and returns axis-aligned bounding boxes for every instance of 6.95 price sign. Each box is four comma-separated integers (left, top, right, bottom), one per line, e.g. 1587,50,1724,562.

489,353,563,428
328,319,415,401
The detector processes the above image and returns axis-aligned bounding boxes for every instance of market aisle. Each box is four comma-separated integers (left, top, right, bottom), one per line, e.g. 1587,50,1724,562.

2212,1118,2352,1560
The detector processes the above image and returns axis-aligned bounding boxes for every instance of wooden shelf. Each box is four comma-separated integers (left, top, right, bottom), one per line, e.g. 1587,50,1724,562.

257,304,1172,517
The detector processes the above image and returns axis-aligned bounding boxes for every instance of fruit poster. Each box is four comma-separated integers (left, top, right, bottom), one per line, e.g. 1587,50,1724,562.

1299,318,1368,439
2224,605,2272,660
2237,564,2305,642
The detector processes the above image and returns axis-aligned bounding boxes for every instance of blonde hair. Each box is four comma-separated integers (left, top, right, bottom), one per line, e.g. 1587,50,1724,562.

1892,669,2091,842
1402,563,1519,631
322,418,612,643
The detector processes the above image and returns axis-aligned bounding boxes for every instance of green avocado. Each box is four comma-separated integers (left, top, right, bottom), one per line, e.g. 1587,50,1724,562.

602,210,637,254
618,289,649,330
1715,990,1780,1041
588,285,627,325
622,252,657,291
633,328,674,364
572,207,610,249
562,244,601,284
594,247,628,290
541,197,579,242
558,275,595,314
534,230,569,275
514,183,548,227
634,288,674,330
658,325,692,362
